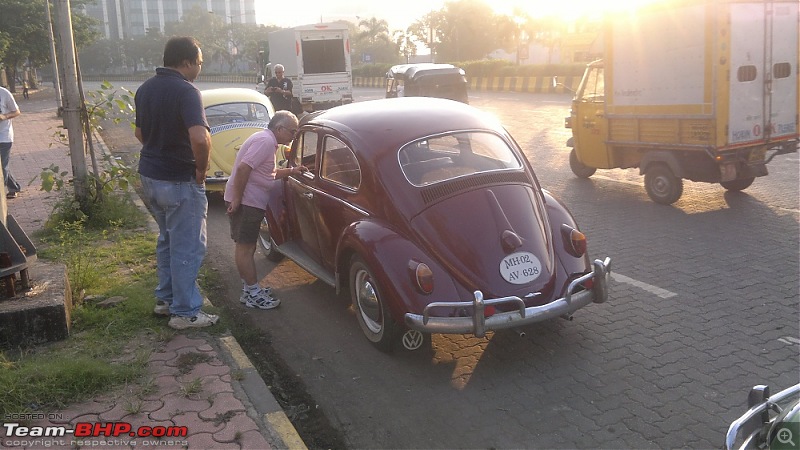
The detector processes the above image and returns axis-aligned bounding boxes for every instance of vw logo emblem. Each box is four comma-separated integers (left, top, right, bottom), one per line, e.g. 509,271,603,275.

401,330,425,350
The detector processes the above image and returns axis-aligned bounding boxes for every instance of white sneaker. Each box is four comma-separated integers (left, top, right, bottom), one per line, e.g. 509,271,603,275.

244,289,280,310
240,287,272,304
153,301,170,316
168,310,219,330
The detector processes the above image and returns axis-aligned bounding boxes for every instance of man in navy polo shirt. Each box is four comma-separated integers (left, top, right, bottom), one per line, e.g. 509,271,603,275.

135,36,217,330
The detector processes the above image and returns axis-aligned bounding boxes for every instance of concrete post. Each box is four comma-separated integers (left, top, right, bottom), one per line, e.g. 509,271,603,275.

52,0,87,201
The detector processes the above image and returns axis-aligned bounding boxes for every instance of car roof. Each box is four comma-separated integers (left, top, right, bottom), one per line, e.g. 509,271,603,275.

306,97,505,156
387,63,466,81
201,87,271,106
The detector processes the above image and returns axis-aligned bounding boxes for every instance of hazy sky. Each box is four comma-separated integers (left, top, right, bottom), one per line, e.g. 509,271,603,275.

254,0,660,31
255,1,446,31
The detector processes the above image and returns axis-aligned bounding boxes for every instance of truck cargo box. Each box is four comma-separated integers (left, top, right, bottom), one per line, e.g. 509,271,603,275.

566,0,798,204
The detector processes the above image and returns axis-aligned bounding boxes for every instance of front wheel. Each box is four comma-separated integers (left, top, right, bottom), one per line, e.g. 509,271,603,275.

350,256,398,353
720,177,754,192
569,148,596,178
644,163,683,205
258,218,284,262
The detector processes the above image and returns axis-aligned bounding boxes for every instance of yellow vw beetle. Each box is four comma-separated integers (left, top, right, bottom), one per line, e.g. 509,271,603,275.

201,88,276,192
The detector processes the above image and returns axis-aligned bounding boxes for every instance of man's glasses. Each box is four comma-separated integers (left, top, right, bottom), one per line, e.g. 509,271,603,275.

282,126,298,136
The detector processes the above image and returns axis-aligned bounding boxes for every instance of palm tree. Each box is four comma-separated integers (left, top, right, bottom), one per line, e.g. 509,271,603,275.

357,17,390,47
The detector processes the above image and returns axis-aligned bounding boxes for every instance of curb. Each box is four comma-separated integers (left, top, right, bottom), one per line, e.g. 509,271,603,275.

219,336,307,450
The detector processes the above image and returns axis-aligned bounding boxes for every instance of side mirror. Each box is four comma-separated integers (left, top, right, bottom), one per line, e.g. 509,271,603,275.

552,76,576,94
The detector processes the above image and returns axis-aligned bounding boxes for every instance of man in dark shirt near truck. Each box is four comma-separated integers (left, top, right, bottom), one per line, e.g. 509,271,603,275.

265,63,294,111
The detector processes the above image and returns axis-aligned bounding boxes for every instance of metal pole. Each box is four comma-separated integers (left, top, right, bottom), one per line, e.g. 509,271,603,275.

45,0,63,115
52,0,87,201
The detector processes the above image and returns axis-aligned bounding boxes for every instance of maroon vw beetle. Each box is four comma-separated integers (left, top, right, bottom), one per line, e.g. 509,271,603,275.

260,97,611,352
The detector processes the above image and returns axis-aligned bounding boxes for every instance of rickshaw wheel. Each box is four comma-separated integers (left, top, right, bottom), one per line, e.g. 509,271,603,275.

569,149,596,178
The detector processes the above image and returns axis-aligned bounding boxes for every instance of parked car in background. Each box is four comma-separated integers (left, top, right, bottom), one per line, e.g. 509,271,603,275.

259,97,610,353
201,88,275,193
726,383,800,450
386,63,469,104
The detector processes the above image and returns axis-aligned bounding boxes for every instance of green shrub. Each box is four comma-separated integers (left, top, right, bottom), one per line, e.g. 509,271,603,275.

353,63,395,77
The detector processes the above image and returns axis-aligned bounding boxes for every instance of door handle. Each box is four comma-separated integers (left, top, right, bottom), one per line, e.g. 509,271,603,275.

302,192,313,199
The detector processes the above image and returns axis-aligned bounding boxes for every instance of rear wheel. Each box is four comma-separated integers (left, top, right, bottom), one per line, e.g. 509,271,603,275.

569,149,596,178
349,256,398,353
721,177,755,191
258,218,284,262
644,163,683,205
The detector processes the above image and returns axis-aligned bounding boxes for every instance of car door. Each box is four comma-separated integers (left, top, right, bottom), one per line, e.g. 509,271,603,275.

573,65,612,169
285,130,323,264
315,136,363,269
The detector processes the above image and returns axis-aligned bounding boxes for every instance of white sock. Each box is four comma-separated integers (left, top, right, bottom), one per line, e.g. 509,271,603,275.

245,283,260,295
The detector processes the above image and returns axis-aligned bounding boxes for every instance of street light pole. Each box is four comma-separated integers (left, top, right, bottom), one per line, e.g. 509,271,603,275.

45,0,63,115
52,0,88,201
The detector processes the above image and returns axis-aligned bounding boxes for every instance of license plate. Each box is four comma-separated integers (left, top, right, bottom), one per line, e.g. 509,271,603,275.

499,252,542,285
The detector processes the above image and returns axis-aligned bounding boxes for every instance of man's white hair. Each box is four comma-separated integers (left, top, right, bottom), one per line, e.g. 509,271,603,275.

274,64,285,72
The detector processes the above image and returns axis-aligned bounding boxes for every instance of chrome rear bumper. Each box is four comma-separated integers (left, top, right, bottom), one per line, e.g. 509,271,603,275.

404,257,611,337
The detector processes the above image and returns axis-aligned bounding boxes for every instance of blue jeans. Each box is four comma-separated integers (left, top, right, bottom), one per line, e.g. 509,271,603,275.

140,175,208,317
0,142,20,194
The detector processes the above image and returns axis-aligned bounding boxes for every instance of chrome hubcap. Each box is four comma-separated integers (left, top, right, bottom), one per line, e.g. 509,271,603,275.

259,219,272,251
355,270,382,334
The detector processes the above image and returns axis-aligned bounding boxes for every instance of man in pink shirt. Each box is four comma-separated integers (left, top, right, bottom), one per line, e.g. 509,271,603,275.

224,110,306,309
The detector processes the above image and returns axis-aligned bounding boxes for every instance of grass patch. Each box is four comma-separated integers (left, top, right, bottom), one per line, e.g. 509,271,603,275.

0,197,219,419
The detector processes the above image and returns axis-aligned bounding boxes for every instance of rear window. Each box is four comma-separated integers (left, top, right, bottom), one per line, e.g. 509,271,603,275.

205,102,270,128
399,132,521,186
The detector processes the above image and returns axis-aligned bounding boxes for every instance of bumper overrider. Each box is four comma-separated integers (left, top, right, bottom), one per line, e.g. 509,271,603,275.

405,257,611,337
204,176,229,192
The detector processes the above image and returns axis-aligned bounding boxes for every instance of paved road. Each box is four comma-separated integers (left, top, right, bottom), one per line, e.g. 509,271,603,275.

96,82,800,448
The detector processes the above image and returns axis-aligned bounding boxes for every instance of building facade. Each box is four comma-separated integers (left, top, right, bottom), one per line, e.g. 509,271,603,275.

83,0,256,39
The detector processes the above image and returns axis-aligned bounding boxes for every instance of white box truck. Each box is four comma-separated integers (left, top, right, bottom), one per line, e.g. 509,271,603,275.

266,23,353,113
564,0,798,204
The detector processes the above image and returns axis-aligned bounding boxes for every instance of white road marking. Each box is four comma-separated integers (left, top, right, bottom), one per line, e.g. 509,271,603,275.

611,272,678,298
778,337,800,345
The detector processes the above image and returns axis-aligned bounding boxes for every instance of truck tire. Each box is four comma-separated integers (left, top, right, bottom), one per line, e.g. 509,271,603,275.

720,177,754,192
644,163,683,205
569,149,596,178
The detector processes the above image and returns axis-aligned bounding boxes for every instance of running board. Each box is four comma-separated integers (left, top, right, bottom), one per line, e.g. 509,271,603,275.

274,241,336,287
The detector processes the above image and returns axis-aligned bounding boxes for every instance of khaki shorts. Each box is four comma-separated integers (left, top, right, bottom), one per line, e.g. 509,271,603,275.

227,204,265,244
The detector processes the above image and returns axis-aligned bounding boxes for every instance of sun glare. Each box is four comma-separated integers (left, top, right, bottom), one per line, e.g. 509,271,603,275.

490,0,664,21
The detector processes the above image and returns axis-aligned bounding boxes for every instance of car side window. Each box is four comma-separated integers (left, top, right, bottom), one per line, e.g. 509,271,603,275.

295,131,318,173
320,136,361,190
